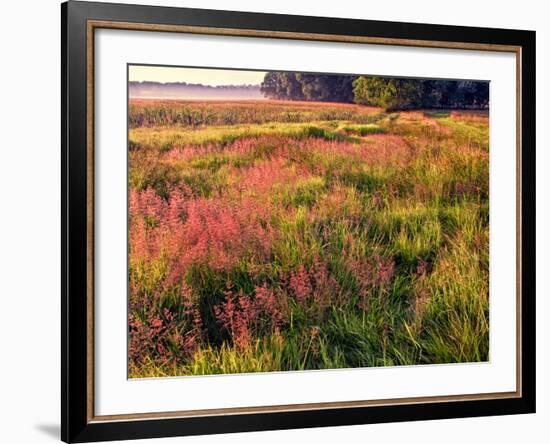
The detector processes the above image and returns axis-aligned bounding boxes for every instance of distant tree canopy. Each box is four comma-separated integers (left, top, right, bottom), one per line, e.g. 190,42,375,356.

260,71,489,110
353,77,489,111
260,72,355,103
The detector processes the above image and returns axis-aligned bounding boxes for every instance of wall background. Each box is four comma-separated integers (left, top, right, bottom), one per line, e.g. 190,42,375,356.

0,0,546,443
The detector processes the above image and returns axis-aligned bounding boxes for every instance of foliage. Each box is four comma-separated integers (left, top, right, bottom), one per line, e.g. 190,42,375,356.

261,72,356,103
353,77,423,110
258,71,489,111
353,77,489,111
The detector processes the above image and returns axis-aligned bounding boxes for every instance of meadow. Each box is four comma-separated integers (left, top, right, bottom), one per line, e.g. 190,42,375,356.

128,99,489,378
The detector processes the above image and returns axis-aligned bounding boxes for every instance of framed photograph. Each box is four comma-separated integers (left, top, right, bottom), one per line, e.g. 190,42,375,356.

61,1,536,442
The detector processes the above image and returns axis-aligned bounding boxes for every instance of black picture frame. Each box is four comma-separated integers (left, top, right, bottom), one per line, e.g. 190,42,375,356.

62,1,536,442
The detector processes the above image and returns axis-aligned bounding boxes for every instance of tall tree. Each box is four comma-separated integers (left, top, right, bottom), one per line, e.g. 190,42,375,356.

260,72,304,100
260,72,356,102
352,77,423,110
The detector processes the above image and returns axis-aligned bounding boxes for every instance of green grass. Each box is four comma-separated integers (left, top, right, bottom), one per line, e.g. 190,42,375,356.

340,123,386,136
130,121,354,150
437,117,490,150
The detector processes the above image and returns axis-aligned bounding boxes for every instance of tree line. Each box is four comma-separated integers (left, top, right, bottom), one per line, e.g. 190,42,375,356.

260,72,489,110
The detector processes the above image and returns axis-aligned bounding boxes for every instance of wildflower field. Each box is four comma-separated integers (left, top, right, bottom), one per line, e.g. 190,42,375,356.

128,99,489,378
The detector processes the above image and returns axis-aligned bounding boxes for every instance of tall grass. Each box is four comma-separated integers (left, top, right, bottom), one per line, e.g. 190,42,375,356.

129,99,383,128
128,100,489,378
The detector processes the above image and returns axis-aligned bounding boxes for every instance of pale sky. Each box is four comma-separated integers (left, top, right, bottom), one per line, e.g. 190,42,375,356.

129,65,267,86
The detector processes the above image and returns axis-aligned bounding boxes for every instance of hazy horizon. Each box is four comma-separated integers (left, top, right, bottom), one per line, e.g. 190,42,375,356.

129,65,267,86
128,66,266,100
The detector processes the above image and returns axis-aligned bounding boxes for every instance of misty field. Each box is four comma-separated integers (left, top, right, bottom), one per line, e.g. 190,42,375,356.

128,99,489,378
